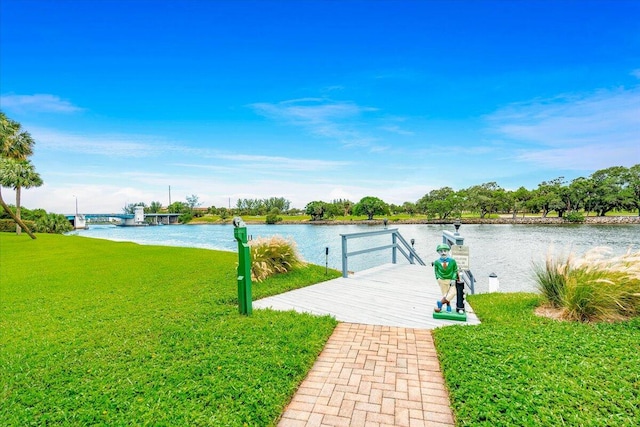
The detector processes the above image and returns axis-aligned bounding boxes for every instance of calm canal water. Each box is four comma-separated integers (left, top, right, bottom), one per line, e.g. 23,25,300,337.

70,223,639,294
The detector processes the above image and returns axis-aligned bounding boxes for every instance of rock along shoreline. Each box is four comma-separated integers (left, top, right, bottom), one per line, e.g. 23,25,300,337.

274,216,640,226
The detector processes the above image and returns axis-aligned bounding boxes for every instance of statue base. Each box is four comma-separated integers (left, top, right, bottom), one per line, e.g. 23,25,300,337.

433,311,467,322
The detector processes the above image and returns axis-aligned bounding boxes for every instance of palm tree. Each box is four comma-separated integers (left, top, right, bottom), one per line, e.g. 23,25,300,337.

0,112,34,160
0,112,39,239
147,201,163,213
0,158,43,235
35,212,73,234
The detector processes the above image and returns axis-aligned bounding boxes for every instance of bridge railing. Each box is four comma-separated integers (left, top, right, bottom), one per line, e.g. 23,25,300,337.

340,228,426,278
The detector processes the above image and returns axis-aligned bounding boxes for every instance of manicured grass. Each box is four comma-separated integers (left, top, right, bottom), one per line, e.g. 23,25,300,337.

434,293,640,426
0,233,341,426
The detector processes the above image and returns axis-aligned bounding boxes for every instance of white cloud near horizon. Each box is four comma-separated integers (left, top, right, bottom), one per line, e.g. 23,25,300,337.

215,154,352,171
250,98,388,150
29,127,173,157
26,126,216,159
486,86,640,169
27,126,353,174
380,125,415,136
0,94,84,114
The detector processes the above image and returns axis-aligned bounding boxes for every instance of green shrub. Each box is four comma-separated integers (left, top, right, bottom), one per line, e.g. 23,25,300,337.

563,270,612,322
178,212,193,223
564,210,585,223
34,213,73,234
0,219,15,232
249,236,305,282
0,219,36,233
533,253,568,308
265,209,282,224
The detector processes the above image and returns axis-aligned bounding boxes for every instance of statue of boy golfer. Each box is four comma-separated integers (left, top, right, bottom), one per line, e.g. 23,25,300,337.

433,243,459,313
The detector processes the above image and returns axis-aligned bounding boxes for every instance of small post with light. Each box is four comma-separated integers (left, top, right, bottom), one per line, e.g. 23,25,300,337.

325,246,329,274
410,238,415,263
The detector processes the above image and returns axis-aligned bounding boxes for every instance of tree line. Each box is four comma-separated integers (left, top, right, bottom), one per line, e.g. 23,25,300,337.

301,166,639,221
247,166,637,222
184,164,639,222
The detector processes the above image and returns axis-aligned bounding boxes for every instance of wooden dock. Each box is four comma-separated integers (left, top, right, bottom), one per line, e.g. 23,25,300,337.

253,263,481,329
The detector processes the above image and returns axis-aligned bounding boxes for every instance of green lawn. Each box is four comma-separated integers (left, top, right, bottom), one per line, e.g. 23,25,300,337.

434,293,640,426
3,233,639,426
0,233,340,426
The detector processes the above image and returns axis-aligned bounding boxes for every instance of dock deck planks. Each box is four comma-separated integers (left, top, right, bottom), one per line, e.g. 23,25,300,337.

254,263,481,329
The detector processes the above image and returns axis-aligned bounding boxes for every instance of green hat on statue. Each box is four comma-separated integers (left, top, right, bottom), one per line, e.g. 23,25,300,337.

436,244,450,252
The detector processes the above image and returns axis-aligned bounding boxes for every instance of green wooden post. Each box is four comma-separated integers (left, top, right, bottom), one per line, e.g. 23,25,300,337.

233,217,252,315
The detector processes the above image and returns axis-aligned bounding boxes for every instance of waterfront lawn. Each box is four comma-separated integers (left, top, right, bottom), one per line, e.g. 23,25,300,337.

434,293,640,426
0,233,340,426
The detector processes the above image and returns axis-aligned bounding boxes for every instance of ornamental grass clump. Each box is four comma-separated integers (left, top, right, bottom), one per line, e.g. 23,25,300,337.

534,246,640,322
533,252,570,308
250,235,306,282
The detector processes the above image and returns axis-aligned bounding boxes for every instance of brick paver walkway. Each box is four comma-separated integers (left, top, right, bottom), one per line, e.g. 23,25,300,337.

277,323,455,427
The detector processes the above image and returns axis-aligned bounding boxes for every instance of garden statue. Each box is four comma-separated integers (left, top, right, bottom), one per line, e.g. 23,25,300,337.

433,243,459,313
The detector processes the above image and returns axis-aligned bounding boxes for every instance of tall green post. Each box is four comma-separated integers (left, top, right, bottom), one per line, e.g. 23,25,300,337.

233,217,252,315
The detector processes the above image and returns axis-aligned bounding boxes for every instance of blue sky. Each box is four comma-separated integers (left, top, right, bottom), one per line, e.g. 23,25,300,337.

1,0,639,214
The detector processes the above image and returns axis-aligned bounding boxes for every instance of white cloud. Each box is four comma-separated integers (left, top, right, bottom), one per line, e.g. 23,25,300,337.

380,125,415,136
9,123,367,212
251,97,375,123
29,126,183,158
328,187,354,201
486,86,640,169
250,98,385,150
216,154,351,171
0,94,84,113
515,144,634,170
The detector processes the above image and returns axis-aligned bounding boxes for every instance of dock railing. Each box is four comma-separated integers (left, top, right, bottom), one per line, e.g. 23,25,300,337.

340,228,426,278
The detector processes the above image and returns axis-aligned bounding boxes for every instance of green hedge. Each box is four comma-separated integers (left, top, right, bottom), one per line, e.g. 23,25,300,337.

0,219,35,232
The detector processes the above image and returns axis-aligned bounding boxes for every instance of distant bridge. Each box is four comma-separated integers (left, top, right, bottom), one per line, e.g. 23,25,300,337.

66,207,180,229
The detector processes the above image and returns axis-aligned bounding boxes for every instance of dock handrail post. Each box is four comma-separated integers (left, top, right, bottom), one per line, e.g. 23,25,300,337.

455,279,465,313
341,234,348,278
392,232,398,264
409,238,415,264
